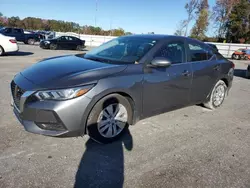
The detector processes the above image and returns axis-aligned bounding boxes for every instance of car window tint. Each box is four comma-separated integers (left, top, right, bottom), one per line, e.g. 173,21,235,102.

4,28,12,33
188,42,213,62
154,41,185,64
13,29,22,33
68,37,74,41
60,36,66,41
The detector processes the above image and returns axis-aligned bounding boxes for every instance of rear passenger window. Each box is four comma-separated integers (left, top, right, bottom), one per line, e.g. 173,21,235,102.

13,29,22,33
154,41,185,64
188,42,213,62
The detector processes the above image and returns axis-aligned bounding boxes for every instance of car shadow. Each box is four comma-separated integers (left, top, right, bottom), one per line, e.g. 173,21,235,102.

74,95,133,188
6,51,34,56
74,129,133,188
234,69,248,79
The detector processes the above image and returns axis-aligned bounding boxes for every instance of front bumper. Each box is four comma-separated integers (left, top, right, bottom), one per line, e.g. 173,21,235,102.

11,82,92,137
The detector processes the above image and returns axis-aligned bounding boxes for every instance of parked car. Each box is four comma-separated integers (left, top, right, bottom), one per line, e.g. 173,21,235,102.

10,35,234,143
39,36,85,50
0,27,40,45
0,33,18,56
231,48,248,60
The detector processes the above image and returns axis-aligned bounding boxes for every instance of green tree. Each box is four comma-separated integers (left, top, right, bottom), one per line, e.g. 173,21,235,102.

225,0,250,43
190,0,209,40
212,0,240,39
112,28,125,36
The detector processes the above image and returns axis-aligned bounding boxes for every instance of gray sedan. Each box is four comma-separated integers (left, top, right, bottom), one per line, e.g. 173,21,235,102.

11,35,234,144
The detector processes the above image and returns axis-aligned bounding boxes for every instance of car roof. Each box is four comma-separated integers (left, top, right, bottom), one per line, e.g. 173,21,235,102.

121,34,189,40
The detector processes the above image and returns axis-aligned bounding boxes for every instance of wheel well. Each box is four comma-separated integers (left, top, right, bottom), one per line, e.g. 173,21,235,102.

0,45,5,53
221,78,229,87
0,45,4,52
116,92,136,125
83,92,136,135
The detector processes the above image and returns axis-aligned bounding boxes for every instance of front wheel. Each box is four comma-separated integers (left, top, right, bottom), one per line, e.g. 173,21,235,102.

76,45,82,51
203,80,227,110
50,44,57,50
86,94,132,144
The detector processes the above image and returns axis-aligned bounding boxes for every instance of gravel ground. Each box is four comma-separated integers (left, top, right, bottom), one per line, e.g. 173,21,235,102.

0,44,250,188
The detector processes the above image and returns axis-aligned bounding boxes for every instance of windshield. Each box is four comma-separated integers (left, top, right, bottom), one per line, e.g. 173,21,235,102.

85,37,157,64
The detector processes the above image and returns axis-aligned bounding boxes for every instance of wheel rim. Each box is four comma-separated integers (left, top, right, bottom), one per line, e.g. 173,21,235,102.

212,85,225,107
29,39,34,45
51,44,56,49
97,103,128,138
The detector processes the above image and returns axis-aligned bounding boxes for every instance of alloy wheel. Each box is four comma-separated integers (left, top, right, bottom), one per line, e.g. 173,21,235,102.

212,85,225,107
97,103,128,138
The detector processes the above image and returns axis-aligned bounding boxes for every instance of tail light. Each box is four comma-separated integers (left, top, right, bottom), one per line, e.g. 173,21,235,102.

9,39,17,43
231,62,235,69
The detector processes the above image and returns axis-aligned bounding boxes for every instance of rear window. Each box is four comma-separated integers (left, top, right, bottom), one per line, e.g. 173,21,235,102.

188,42,214,62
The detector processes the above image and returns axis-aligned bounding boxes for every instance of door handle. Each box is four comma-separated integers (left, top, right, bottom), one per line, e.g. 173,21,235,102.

182,70,191,77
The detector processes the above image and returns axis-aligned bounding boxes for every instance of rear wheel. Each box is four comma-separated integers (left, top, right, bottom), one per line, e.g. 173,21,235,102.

203,80,227,110
232,54,240,60
86,94,132,144
50,44,57,50
27,38,35,45
0,46,4,56
76,45,82,51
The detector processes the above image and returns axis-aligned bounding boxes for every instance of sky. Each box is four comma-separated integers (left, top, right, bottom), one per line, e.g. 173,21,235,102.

0,0,216,35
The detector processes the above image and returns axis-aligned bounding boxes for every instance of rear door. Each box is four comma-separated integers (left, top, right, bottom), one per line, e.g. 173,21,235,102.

1,28,12,37
187,39,220,103
68,36,78,49
143,38,192,117
12,28,24,41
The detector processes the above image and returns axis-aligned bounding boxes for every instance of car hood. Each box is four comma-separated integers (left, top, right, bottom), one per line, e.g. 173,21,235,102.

20,55,127,89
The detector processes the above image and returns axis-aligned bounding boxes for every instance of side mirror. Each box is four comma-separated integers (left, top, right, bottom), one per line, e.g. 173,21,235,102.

150,57,171,67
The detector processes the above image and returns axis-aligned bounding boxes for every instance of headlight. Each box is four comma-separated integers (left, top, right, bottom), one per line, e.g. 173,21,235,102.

35,85,93,101
44,41,50,44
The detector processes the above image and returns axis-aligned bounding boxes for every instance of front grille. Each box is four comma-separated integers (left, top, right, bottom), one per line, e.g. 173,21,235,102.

11,81,25,110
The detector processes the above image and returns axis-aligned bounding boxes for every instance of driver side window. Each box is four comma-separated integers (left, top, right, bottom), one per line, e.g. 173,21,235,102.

154,41,185,64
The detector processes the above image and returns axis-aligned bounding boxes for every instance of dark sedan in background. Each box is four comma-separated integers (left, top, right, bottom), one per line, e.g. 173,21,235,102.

11,35,234,144
40,35,85,50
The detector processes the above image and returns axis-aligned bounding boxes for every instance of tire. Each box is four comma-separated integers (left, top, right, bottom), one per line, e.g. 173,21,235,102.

232,54,240,60
27,38,35,45
203,80,227,110
76,45,82,51
0,45,4,56
50,44,57,50
86,94,133,144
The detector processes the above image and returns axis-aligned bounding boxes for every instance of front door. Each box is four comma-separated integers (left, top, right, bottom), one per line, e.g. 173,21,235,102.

143,39,192,117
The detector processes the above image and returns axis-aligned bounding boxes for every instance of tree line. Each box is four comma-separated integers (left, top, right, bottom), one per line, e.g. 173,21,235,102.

0,13,132,36
175,0,250,43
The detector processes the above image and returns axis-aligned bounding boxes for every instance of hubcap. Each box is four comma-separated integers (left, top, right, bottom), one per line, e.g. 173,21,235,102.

213,85,225,107
97,103,128,138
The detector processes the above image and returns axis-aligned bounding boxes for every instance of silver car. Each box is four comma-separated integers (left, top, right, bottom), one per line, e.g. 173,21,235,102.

11,35,234,143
